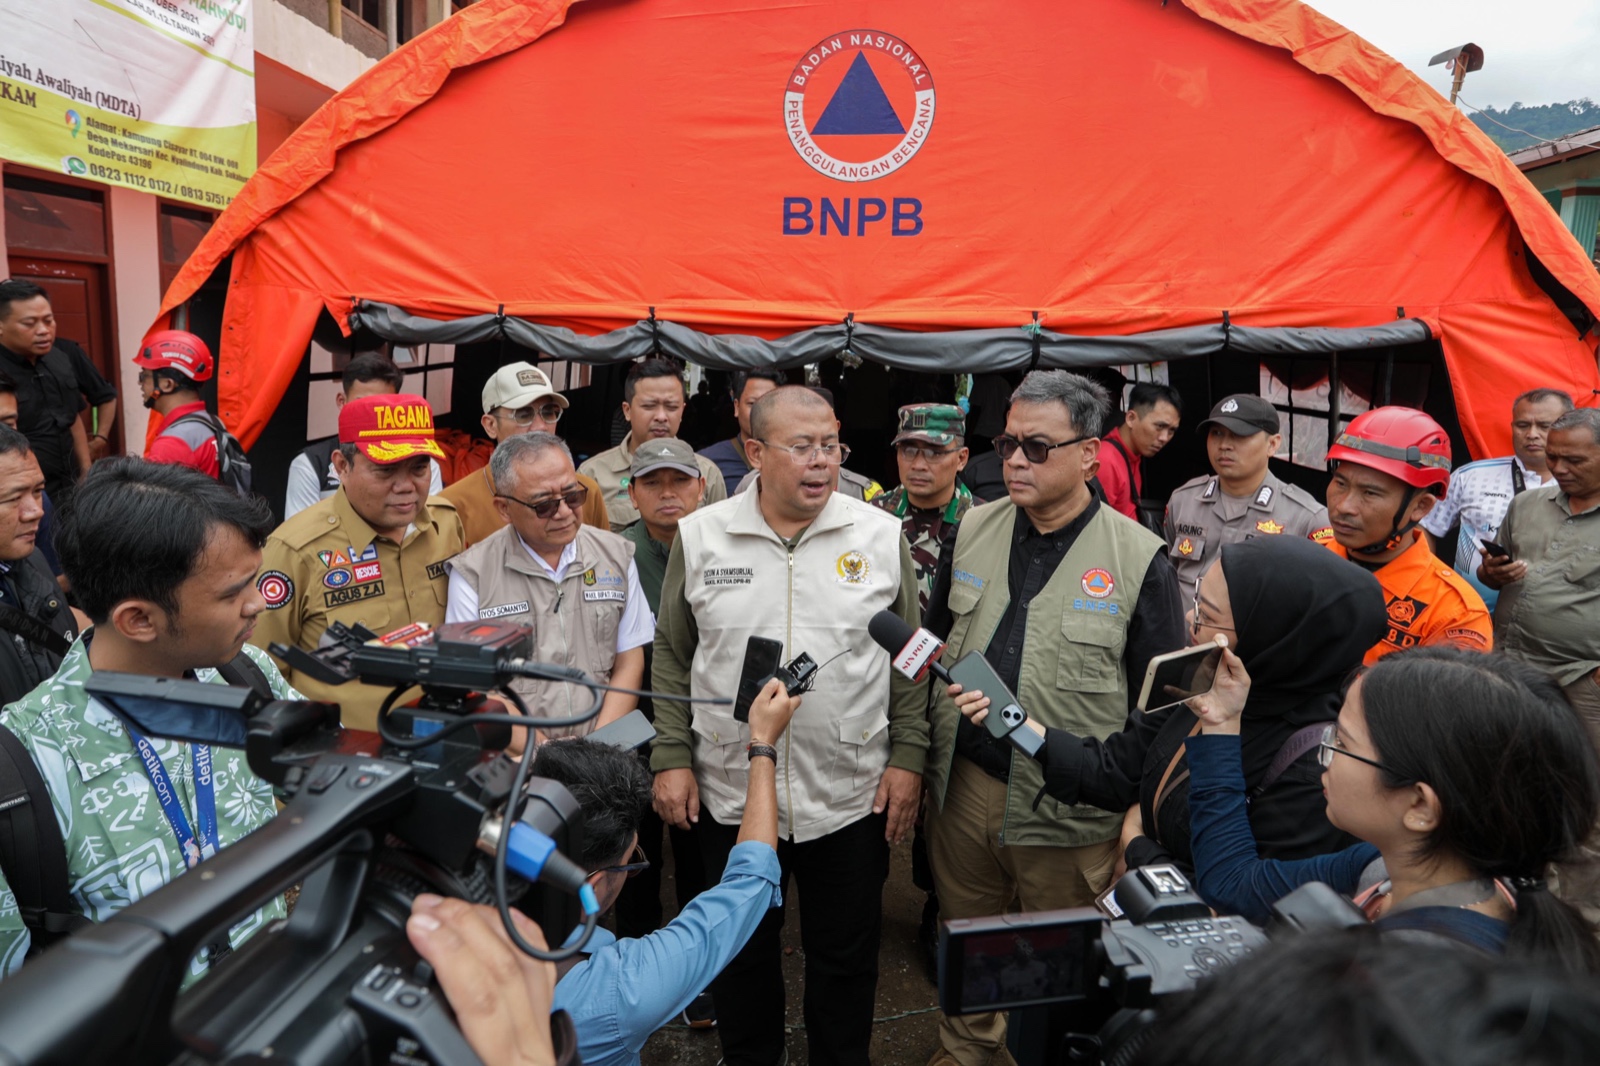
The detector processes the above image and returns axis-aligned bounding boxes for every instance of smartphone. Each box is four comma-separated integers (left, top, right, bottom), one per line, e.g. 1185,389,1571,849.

938,908,1102,1015
734,636,784,722
1479,539,1510,559
947,652,1028,739
1135,643,1224,713
587,708,656,751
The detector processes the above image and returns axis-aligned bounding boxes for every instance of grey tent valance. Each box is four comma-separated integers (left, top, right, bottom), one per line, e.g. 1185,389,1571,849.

347,301,1434,372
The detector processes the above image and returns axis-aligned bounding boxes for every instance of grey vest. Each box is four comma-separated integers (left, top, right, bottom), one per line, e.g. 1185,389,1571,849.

448,524,637,737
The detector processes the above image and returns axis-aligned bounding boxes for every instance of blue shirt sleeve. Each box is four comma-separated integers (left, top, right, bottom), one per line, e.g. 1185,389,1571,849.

551,840,782,1066
1187,733,1379,924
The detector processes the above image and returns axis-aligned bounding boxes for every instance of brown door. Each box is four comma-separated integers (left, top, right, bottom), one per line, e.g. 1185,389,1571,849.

6,257,121,455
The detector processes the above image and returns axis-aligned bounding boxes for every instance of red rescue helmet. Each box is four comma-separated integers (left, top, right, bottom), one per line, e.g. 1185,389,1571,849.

1327,406,1452,494
134,330,213,383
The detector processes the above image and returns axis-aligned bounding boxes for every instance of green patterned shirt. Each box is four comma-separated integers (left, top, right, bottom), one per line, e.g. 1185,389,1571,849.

0,637,299,983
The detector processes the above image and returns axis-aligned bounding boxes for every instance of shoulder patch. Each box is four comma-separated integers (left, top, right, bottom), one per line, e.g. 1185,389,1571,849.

258,570,293,609
1309,526,1335,545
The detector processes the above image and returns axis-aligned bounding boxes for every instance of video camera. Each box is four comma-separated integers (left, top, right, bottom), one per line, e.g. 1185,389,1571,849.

0,620,656,1066
939,865,1366,1066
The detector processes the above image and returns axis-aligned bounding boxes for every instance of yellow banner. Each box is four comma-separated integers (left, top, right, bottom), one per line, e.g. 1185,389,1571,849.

0,0,256,209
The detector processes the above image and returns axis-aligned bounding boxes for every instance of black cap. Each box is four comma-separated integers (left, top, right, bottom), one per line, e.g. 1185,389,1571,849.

1196,394,1280,436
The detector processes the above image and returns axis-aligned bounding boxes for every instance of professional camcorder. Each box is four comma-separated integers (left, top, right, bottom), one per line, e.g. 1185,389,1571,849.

0,620,676,1066
939,865,1366,1066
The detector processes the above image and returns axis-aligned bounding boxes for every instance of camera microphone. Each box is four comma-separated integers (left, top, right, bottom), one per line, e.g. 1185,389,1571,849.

868,610,954,686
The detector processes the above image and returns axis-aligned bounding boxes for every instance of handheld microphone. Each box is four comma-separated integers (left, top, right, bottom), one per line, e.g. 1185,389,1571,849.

868,610,954,686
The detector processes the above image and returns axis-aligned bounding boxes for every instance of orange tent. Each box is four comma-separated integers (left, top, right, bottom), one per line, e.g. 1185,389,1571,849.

157,0,1600,459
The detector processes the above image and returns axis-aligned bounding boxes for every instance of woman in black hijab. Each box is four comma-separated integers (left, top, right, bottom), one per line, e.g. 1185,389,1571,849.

953,535,1387,874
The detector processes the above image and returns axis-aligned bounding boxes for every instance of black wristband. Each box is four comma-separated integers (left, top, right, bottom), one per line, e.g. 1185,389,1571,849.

747,743,778,763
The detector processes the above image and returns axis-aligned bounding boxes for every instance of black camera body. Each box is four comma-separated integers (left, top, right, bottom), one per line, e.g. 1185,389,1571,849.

0,622,598,1066
937,865,1370,1066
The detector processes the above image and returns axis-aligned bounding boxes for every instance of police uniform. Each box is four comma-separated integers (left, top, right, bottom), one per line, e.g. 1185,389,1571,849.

251,394,465,732
1164,471,1331,599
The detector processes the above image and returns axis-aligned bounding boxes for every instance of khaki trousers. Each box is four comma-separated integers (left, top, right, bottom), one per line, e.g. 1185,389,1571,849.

1560,673,1600,922
925,757,1119,1066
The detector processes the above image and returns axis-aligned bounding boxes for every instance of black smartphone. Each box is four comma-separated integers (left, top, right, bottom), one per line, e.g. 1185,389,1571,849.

734,636,784,722
947,652,1028,739
1479,539,1510,559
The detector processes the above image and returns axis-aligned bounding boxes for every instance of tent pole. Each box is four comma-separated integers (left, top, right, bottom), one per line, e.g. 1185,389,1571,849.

385,0,399,52
1328,351,1341,455
328,0,341,38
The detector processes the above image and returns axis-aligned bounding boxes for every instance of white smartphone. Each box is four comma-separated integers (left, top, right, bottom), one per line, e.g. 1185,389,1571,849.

1136,640,1226,713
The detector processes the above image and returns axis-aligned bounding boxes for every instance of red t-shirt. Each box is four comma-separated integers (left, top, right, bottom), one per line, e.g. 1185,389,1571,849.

146,400,221,478
1095,427,1141,519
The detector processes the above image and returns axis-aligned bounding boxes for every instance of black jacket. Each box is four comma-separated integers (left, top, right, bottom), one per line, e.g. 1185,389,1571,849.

0,550,76,706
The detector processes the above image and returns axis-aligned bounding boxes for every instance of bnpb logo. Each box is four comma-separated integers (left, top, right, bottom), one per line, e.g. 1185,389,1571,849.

784,30,936,182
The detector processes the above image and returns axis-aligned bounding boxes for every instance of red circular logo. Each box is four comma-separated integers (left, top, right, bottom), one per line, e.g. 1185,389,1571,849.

784,30,936,181
1081,569,1115,599
258,570,293,609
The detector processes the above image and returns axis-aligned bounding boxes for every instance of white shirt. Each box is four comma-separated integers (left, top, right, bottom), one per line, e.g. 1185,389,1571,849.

445,535,655,654
1420,454,1549,608
283,452,445,518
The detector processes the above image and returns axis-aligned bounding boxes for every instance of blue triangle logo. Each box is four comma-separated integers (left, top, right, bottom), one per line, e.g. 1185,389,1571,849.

811,52,906,136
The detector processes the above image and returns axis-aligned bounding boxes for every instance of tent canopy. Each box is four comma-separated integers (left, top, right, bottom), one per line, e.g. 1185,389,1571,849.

159,0,1600,457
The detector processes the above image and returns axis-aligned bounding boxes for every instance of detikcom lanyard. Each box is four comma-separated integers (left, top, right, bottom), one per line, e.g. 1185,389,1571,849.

124,722,217,870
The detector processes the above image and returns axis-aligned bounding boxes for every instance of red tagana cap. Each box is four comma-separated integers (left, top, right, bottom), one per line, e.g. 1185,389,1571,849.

338,393,447,464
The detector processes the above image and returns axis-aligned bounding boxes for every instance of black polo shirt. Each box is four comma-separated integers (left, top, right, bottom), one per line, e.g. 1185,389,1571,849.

0,342,88,492
925,496,1185,780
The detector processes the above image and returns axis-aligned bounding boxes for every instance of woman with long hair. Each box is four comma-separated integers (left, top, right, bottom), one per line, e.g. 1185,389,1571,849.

1187,645,1600,970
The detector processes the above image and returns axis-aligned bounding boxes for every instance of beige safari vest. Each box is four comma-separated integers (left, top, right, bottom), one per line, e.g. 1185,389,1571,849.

927,499,1162,847
676,488,907,842
448,524,637,738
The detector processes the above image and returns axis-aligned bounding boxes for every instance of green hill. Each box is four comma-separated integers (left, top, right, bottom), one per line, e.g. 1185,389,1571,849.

1468,99,1600,152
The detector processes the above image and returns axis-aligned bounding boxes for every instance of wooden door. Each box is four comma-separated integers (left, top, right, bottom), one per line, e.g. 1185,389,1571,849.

6,258,121,454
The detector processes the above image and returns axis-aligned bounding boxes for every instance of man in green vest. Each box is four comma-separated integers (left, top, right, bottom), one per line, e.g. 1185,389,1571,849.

921,371,1186,1066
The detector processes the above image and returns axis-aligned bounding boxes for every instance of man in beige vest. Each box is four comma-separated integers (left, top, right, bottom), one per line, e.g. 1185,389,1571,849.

920,371,1186,1066
440,361,609,544
446,432,654,740
579,358,726,529
652,386,925,1066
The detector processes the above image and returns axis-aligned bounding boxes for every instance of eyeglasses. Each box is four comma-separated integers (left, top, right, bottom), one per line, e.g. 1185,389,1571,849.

895,442,961,462
496,484,589,519
1190,585,1236,639
991,434,1090,464
757,440,851,465
1317,724,1409,779
594,842,651,880
496,403,564,426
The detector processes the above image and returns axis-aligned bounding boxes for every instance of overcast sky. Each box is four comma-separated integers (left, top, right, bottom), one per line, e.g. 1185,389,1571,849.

1307,0,1600,110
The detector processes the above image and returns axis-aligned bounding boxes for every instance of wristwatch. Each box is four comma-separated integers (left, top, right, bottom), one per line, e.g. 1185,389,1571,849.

746,743,778,762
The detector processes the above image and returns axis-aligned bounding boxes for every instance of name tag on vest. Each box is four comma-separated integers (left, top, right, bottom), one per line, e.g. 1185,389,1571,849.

583,589,625,603
479,601,530,619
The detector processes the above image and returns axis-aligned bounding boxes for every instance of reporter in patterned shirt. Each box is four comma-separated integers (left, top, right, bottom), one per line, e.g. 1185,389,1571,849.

0,459,299,981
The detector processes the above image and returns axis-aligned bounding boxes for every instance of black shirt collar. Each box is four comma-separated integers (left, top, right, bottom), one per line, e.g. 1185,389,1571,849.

1011,494,1101,544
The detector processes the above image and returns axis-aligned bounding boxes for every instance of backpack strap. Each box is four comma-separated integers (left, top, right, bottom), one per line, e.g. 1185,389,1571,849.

0,723,88,948
1253,723,1329,796
216,651,274,700
0,602,71,658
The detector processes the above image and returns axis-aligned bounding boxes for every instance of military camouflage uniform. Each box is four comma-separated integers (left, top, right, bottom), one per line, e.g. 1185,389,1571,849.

0,639,298,982
875,482,981,614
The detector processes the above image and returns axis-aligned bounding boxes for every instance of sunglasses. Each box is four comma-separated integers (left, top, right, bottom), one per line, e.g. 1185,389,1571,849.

992,433,1091,464
594,842,651,879
496,484,589,519
498,402,564,426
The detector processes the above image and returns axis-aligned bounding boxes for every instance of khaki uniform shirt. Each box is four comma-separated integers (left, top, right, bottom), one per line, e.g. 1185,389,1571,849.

1493,486,1600,686
251,488,465,731
1164,471,1332,599
579,432,727,531
439,465,610,547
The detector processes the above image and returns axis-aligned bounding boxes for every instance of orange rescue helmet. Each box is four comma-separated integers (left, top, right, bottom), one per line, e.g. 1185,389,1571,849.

1327,406,1451,494
134,330,214,383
